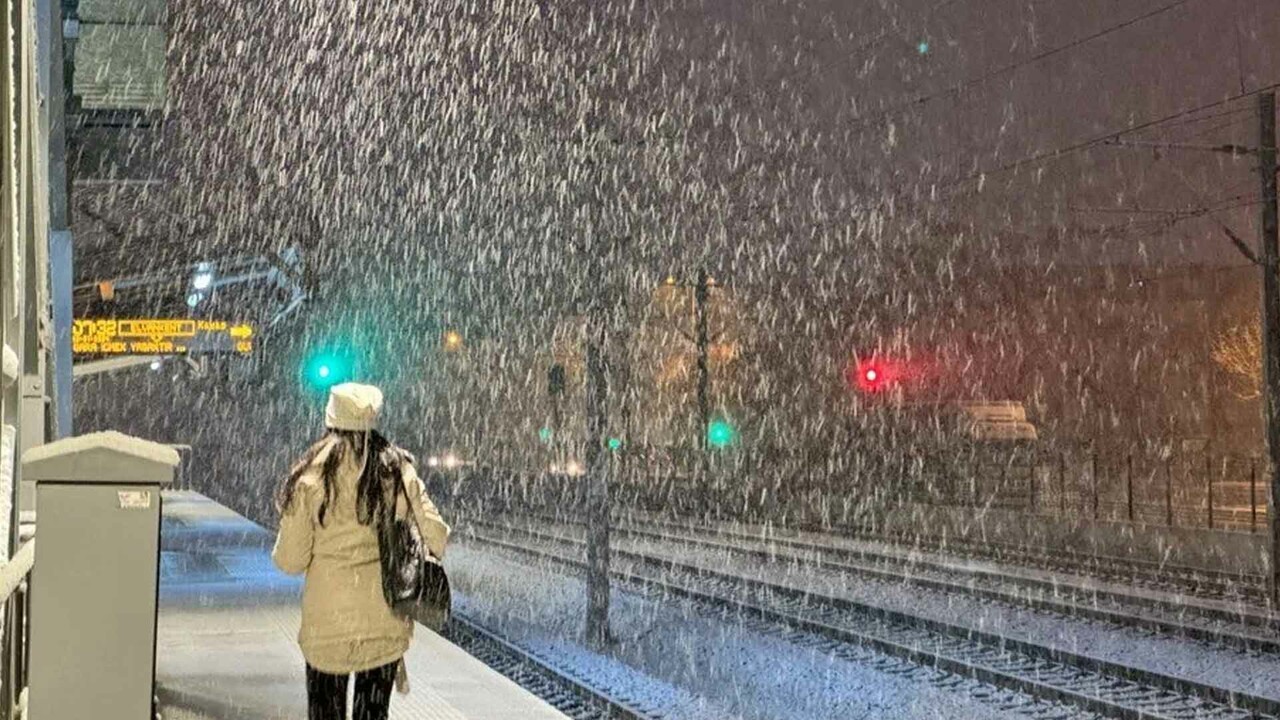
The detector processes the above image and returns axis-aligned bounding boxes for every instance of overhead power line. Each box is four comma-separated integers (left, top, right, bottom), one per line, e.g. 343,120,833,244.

845,0,1202,131
1100,139,1258,156
935,82,1280,194
1070,192,1259,216
1163,105,1254,129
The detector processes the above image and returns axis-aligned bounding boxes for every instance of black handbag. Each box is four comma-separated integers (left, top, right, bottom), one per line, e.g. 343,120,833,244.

378,468,451,631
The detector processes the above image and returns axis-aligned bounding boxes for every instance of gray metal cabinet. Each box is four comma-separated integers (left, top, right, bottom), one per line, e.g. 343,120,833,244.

22,431,178,720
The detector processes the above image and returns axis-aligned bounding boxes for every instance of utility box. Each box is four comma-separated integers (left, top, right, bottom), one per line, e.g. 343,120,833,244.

957,401,1039,442
22,431,179,720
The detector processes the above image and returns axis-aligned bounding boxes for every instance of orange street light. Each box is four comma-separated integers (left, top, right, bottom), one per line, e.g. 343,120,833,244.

442,330,464,352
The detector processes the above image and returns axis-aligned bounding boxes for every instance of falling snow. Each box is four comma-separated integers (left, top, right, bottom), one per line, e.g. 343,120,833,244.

59,0,1280,718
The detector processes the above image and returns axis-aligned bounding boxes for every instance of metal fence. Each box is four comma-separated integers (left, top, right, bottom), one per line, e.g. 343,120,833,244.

905,448,1268,533
436,443,1270,535
0,535,35,720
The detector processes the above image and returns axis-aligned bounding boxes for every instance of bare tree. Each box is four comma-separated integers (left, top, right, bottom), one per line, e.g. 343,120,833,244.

1213,313,1262,400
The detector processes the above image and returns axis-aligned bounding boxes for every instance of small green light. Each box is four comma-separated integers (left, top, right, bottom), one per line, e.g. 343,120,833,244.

304,351,350,391
607,437,623,451
538,427,553,443
917,41,930,55
707,419,735,449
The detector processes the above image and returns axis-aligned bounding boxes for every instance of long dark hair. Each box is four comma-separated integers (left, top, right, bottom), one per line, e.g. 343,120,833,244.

276,429,407,527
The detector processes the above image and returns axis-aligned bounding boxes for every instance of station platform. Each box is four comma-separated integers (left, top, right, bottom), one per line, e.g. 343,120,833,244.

157,491,568,720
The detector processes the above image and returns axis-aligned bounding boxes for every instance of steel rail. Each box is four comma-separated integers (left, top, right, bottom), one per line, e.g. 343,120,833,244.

445,613,658,720
509,510,1280,651
471,522,1279,720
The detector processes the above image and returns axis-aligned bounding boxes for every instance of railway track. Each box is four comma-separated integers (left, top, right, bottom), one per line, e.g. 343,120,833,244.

495,501,1262,603
469,520,1280,720
810,520,1265,603
505,510,1280,654
446,613,659,720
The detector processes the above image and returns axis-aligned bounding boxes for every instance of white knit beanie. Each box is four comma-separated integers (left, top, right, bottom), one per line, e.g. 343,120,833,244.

324,383,384,431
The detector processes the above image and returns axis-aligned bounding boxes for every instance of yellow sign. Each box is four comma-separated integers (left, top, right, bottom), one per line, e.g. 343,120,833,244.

73,318,255,356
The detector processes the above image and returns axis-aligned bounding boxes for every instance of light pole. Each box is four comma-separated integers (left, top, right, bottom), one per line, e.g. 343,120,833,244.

695,269,711,467
659,270,722,477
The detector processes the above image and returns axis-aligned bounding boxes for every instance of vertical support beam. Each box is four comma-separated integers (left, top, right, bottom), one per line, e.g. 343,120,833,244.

48,230,70,437
17,0,48,521
1,0,25,715
2,0,23,571
1257,91,1280,606
45,0,71,440
16,0,60,516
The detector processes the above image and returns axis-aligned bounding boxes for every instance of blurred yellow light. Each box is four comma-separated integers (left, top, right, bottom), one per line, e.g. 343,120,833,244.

709,342,739,362
443,330,464,351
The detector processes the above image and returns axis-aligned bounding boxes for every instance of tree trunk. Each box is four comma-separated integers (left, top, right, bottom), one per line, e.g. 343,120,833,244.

584,305,611,647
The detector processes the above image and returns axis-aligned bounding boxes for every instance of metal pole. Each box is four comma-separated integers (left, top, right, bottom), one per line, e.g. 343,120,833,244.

0,3,16,712
14,585,25,714
1091,452,1099,520
584,306,610,648
1206,454,1214,530
971,456,978,506
1259,91,1280,605
1126,454,1134,522
1029,453,1037,513
999,455,1008,508
694,268,710,478
898,449,906,503
44,0,71,440
1058,451,1066,516
1252,459,1259,534
1,600,12,720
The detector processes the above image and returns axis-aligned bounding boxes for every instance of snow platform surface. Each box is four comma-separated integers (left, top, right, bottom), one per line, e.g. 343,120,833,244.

156,490,568,720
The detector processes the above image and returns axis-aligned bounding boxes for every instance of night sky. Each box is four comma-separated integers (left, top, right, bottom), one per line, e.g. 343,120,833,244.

71,0,1280,280
66,0,1280,516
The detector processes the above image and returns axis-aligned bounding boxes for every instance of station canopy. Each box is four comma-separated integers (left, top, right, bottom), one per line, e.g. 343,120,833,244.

74,0,166,112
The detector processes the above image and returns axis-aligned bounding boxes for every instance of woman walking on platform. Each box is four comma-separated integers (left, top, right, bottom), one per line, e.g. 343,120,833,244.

273,382,450,720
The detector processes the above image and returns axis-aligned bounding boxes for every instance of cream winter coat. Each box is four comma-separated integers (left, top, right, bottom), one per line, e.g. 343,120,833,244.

272,439,450,674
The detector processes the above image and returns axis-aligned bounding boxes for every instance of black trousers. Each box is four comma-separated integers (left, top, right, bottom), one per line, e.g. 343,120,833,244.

305,660,398,720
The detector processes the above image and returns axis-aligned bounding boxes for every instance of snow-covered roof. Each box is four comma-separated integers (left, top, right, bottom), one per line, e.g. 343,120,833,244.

22,430,180,484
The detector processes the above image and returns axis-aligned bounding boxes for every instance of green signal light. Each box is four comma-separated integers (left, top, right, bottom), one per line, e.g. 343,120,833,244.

707,419,736,449
538,427,553,443
917,41,930,54
304,351,351,391
607,437,623,451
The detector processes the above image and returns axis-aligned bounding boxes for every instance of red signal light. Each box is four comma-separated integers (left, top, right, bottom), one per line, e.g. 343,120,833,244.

849,359,899,393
